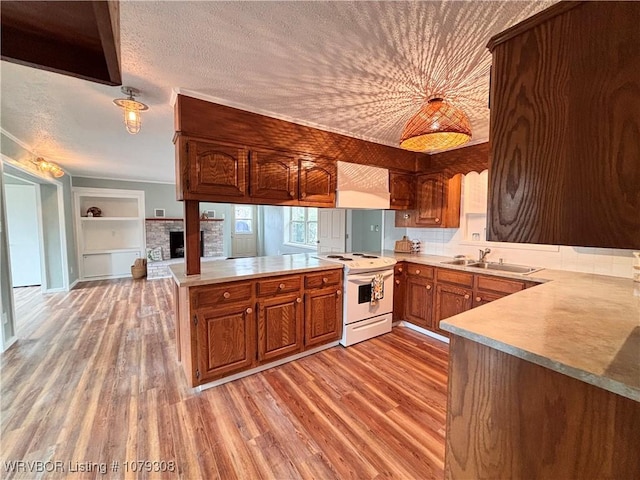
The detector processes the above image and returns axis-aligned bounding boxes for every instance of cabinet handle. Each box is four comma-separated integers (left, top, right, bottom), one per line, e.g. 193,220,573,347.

246,307,253,314
336,290,342,296
464,294,470,300
301,192,307,199
279,283,285,290
398,267,403,272
323,277,328,283
296,297,302,303
289,191,295,197
426,284,432,290
476,296,482,302
416,269,421,274
223,291,231,299
435,218,440,223
395,280,400,285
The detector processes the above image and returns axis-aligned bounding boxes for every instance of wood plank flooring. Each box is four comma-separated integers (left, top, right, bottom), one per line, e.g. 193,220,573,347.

2,279,449,479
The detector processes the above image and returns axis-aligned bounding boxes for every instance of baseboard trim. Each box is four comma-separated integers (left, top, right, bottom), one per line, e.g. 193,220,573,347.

68,279,79,291
196,341,341,392
397,321,450,344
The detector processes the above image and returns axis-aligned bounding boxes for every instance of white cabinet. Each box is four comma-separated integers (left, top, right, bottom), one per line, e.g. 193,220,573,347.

73,187,145,280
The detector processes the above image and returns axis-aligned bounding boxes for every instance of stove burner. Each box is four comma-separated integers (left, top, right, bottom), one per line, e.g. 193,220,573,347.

327,255,344,258
351,253,364,256
340,257,353,261
362,255,378,259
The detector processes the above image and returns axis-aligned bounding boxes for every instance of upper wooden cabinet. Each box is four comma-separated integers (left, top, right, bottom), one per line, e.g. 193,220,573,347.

299,158,337,207
395,173,461,228
177,138,248,202
249,148,298,203
487,1,640,249
389,171,415,210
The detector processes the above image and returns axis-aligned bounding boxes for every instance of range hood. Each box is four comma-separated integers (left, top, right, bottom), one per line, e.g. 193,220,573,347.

335,161,390,209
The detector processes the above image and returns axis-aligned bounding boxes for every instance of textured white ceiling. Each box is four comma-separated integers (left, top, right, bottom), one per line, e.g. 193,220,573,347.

0,1,554,183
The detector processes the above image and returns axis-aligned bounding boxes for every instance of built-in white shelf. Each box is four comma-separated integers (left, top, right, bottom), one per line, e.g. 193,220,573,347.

73,187,146,281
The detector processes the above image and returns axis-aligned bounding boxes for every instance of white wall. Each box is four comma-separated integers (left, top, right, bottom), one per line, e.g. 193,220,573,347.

385,172,636,279
261,206,315,256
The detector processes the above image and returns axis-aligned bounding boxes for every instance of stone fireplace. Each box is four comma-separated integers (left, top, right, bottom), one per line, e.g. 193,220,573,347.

169,231,204,258
145,218,224,260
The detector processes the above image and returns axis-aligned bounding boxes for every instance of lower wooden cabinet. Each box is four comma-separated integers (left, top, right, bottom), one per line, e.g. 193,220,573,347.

178,269,343,387
304,286,343,347
393,263,406,321
257,293,303,363
402,264,534,339
405,275,434,329
194,303,256,383
434,283,472,336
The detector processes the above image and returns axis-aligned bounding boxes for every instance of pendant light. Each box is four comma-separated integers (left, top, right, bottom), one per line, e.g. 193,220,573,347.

400,97,471,152
113,86,149,134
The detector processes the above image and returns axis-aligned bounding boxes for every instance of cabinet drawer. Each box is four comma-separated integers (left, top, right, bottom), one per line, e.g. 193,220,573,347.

475,275,525,295
394,262,406,276
256,275,302,297
305,270,342,289
436,268,474,287
191,281,253,309
406,263,434,279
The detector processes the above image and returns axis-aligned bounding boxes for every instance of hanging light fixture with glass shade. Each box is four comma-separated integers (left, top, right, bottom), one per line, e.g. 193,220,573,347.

113,86,149,134
400,97,472,152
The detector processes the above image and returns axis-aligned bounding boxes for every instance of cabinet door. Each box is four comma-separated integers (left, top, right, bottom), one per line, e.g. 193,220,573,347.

415,173,445,226
405,275,433,329
392,263,406,321
249,149,298,202
434,283,472,336
389,172,415,210
257,293,303,363
304,286,342,347
473,291,505,308
187,140,248,199
299,158,337,207
194,303,255,383
415,173,461,228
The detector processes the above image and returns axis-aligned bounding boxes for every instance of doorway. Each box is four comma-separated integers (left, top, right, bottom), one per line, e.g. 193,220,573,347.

231,205,257,257
4,183,42,287
317,208,346,253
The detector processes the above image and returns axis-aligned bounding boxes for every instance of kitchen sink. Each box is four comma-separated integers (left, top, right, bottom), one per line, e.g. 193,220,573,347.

467,262,541,274
441,259,477,266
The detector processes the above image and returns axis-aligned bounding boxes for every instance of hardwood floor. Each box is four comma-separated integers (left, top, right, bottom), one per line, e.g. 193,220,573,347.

2,279,449,479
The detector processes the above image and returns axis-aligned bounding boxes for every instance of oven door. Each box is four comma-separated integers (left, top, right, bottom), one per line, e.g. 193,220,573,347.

344,269,394,325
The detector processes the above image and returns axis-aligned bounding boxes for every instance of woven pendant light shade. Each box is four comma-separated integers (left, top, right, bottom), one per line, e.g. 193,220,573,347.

400,98,472,151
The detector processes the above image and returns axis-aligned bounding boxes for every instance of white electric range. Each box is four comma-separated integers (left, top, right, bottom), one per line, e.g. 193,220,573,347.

316,253,396,346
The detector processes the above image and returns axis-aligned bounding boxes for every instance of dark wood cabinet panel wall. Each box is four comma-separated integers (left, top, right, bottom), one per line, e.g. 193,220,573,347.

487,1,640,249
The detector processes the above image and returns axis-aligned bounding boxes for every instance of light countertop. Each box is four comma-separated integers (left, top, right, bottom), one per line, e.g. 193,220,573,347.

169,253,342,287
388,252,639,402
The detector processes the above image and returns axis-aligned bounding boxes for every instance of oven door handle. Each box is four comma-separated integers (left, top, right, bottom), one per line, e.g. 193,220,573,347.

347,272,393,284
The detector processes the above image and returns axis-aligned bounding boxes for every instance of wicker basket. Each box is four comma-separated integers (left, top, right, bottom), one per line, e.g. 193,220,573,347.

131,258,147,279
394,235,412,253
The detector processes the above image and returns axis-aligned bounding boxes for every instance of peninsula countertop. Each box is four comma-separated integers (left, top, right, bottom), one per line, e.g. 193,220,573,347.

396,252,640,402
169,253,343,287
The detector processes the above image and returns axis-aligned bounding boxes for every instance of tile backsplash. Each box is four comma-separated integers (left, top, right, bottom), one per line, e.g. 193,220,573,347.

383,171,637,279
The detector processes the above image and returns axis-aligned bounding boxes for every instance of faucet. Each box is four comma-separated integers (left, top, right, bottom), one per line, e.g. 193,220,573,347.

479,248,491,262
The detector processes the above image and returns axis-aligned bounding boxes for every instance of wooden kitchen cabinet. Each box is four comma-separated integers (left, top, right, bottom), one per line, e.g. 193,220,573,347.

473,274,526,307
304,285,343,348
405,275,434,329
487,1,640,249
299,158,337,207
249,148,298,203
194,302,256,383
389,171,415,210
415,173,461,227
257,293,304,363
394,173,461,228
433,283,472,336
179,138,248,202
393,262,406,321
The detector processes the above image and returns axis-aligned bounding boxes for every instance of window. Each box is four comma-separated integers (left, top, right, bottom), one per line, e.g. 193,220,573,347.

286,207,317,247
234,205,253,234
